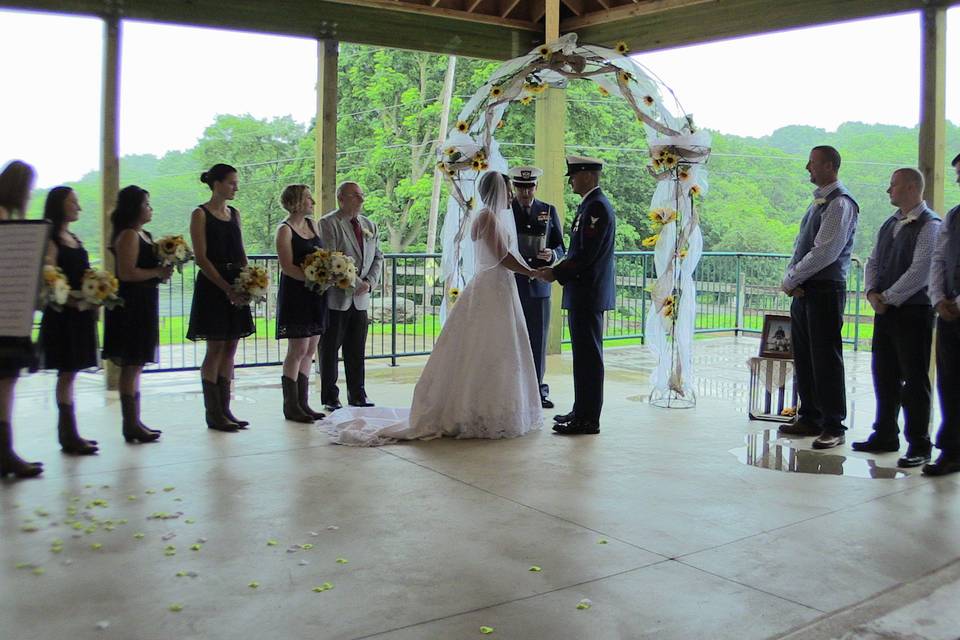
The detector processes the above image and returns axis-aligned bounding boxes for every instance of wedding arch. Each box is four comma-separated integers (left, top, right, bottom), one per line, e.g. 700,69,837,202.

435,33,711,407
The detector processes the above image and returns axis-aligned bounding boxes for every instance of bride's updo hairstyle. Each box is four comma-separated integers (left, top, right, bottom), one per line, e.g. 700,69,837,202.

477,170,507,212
200,163,238,190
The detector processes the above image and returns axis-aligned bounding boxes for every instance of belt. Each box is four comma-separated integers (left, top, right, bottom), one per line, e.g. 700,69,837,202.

214,262,240,271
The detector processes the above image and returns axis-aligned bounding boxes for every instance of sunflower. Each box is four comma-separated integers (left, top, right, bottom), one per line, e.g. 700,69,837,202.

471,159,483,170
520,95,533,106
467,197,476,210
678,166,690,181
444,146,457,156
643,95,655,107
538,45,551,59
617,70,632,84
689,185,701,197
663,154,678,169
641,234,659,248
597,86,610,97
651,158,663,171
615,41,629,54
662,295,676,318
455,120,469,133
497,120,505,129
448,287,460,304
490,85,503,98
436,161,445,171
678,248,689,259
480,161,489,170
524,82,546,94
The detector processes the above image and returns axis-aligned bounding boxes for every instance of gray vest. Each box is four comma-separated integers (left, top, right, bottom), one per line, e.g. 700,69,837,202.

792,186,859,282
873,207,939,306
945,205,960,299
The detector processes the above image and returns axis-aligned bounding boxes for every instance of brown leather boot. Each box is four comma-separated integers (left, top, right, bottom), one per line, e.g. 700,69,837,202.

57,403,98,455
0,420,43,478
134,393,161,434
121,395,160,443
218,376,249,428
297,374,325,421
203,380,239,432
282,376,313,423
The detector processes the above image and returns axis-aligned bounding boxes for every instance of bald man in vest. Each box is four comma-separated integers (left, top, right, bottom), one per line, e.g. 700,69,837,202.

925,152,960,476
853,168,940,467
779,145,859,450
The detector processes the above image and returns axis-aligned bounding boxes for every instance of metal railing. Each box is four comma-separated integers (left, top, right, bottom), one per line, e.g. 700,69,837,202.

147,252,867,372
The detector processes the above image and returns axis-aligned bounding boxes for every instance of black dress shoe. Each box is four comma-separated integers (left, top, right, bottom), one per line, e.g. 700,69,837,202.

553,411,575,424
922,452,960,476
812,432,845,449
324,401,343,412
541,398,554,409
851,435,900,453
348,400,375,408
553,418,600,435
778,420,822,437
897,451,931,468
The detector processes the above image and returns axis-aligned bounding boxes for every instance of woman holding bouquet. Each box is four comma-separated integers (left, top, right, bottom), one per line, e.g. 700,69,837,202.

275,184,327,423
102,185,171,443
0,160,44,478
39,187,99,454
186,164,255,431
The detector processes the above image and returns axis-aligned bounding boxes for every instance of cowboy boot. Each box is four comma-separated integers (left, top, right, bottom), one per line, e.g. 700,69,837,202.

218,376,249,428
121,394,160,443
58,403,98,455
297,374,325,421
0,420,43,478
203,379,239,432
282,376,313,423
134,393,161,434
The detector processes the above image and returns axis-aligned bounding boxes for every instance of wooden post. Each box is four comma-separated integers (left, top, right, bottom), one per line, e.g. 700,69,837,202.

101,15,121,390
918,6,946,215
427,55,457,254
315,39,339,214
537,0,566,355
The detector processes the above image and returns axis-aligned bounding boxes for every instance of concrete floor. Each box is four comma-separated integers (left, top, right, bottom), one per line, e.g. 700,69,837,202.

2,337,959,640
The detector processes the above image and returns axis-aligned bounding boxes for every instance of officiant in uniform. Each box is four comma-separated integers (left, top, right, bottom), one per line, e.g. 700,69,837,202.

509,166,565,409
538,156,616,435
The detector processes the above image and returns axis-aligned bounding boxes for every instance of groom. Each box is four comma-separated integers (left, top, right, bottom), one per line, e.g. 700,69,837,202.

537,156,616,435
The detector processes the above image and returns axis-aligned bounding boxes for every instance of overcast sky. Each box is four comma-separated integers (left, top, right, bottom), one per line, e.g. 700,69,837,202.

1,8,958,187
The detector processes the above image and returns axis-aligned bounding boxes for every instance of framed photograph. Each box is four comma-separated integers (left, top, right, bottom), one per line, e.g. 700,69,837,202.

759,314,793,359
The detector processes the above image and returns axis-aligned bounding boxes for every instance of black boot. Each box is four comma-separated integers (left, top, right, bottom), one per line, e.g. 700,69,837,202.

282,376,313,423
297,374,325,421
218,376,249,428
203,379,239,432
121,394,161,443
134,393,161,434
0,420,43,478
58,403,98,455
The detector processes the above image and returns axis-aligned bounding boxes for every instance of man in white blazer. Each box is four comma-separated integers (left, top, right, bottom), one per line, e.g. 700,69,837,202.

318,181,384,411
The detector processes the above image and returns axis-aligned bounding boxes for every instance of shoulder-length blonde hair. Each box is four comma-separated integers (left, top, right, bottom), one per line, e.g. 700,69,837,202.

280,184,311,214
0,160,36,218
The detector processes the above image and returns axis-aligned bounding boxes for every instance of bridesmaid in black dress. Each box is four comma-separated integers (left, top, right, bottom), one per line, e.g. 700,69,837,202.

275,185,327,423
39,187,99,455
102,186,172,443
186,164,255,432
0,160,43,478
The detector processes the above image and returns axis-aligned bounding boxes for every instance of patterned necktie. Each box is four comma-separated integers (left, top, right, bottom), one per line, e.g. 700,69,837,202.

350,217,364,259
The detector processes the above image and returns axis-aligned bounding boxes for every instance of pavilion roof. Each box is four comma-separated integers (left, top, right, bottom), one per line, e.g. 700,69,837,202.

2,0,958,58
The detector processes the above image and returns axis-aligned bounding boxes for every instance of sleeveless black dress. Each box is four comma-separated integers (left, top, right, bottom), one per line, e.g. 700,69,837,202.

40,233,99,372
102,232,160,366
186,206,255,341
276,219,328,339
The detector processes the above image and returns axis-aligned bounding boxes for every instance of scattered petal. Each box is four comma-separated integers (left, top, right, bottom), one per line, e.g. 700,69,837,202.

190,544,201,551
134,533,145,539
50,546,63,554
576,598,593,610
15,562,33,570
176,571,187,577
34,509,50,517
308,531,319,537
480,626,494,634
117,519,128,525
173,497,184,503
20,525,39,533
298,560,309,566
248,581,259,589
163,486,175,492
597,539,609,545
71,523,85,531
100,484,110,489
267,540,278,546
168,604,183,612
95,620,110,630
33,567,46,576
127,496,137,501
326,526,339,531
301,544,314,550
145,490,156,495
335,557,348,564
90,543,103,551
529,566,542,572
184,519,195,524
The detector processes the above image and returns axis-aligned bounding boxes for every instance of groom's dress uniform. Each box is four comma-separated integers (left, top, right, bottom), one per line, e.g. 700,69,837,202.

553,158,616,428
509,168,565,407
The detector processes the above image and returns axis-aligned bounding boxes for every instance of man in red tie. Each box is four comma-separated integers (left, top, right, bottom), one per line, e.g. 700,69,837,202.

319,182,384,411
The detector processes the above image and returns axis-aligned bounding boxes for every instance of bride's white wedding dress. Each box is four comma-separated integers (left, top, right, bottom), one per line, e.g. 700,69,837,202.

320,206,542,446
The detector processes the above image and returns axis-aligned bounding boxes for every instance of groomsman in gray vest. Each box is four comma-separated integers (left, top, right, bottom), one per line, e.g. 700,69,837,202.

852,168,940,467
924,152,960,476
508,166,565,408
319,181,384,411
779,145,859,449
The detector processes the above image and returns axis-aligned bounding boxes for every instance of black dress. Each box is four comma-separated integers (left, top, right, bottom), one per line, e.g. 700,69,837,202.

102,232,160,366
186,206,255,342
39,233,99,372
276,219,327,339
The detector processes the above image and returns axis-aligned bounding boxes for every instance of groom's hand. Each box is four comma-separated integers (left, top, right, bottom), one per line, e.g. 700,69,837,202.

537,267,556,283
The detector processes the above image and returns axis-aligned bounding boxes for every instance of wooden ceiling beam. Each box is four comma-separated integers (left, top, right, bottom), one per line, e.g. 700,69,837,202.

566,0,960,52
530,0,547,23
499,0,523,18
561,0,584,16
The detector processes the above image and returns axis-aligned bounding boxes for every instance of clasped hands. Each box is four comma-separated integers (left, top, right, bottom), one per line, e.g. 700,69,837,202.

937,298,960,322
866,291,889,315
532,267,556,283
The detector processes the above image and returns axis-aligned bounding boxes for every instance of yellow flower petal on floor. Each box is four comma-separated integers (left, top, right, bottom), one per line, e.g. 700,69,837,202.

32,567,45,576
248,581,259,589
576,598,592,610
168,604,184,612
528,566,541,572
267,539,278,546
163,486,175,492
90,543,102,551
190,544,201,551
335,557,348,564
302,544,314,550
134,532,145,539
127,495,137,501
597,539,609,544
480,626,495,634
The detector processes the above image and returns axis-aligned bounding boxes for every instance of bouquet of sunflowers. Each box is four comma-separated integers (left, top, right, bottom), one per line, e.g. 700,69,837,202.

73,269,123,310
232,265,270,305
155,235,194,273
39,265,71,311
301,249,357,294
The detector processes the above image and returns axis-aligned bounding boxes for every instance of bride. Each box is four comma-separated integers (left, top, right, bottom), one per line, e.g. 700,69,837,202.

321,171,543,446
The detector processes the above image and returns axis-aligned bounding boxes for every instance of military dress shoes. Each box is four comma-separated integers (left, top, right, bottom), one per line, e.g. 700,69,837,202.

349,400,375,408
851,435,900,453
324,401,343,413
922,452,960,476
553,411,575,424
553,418,600,435
541,397,555,409
897,446,931,468
812,432,845,449
778,420,822,437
